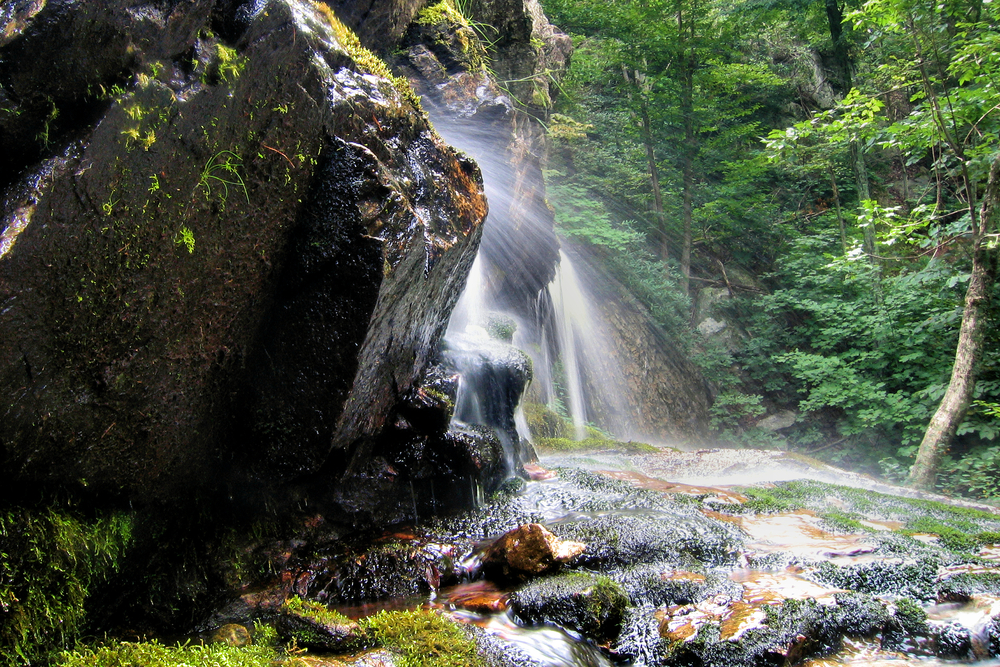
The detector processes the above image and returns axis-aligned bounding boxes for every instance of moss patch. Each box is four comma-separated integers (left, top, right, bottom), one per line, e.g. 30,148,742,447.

415,0,467,27
283,596,354,626
57,640,277,667
311,2,423,110
1,507,133,667
360,609,484,667
535,436,658,454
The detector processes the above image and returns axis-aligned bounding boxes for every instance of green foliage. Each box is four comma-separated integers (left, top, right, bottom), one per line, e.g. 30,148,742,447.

360,609,484,667
203,43,246,85
199,151,250,206
57,640,276,667
1,508,133,666
939,444,1000,501
175,226,196,254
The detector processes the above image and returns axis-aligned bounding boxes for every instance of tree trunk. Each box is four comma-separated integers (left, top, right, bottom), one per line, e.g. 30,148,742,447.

639,95,667,260
908,155,1000,490
678,0,696,299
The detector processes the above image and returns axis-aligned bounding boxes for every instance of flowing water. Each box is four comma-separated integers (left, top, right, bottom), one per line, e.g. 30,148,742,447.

400,106,1000,667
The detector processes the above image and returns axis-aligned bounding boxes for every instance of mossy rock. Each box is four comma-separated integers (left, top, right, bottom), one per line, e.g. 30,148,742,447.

522,402,570,439
277,597,368,652
534,435,658,454
550,510,741,570
509,572,629,642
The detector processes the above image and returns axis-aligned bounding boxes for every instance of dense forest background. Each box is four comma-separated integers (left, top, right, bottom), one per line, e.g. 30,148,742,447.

534,0,1000,496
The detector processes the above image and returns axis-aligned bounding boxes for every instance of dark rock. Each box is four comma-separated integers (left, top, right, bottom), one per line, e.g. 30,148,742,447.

931,621,973,658
509,572,629,642
442,332,534,474
0,0,486,512
482,523,584,581
293,531,465,604
276,599,367,652
0,0,213,189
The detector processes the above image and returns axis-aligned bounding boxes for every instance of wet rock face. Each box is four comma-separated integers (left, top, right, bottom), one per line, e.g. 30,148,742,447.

571,244,714,442
0,0,485,508
395,0,569,317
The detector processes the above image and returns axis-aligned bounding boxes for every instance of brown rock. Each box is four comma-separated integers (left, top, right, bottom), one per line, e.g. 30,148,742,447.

483,523,584,579
209,624,251,647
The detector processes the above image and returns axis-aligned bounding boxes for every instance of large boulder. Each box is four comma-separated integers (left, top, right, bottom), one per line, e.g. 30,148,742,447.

0,0,486,510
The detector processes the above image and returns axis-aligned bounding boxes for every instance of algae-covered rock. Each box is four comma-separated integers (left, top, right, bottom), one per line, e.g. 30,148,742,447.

509,572,629,642
0,0,486,511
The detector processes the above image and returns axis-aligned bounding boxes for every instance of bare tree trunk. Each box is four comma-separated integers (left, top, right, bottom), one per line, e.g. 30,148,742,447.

638,95,667,259
678,0,696,299
908,155,1000,490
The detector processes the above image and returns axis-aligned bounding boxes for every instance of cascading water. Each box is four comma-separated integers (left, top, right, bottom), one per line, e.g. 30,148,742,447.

432,103,633,448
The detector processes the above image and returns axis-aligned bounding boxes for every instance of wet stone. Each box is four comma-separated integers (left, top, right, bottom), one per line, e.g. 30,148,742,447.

482,523,585,581
207,623,251,647
509,572,629,642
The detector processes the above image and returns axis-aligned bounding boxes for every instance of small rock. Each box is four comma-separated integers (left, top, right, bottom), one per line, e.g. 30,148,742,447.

482,523,584,580
757,410,797,431
697,317,727,336
209,623,251,647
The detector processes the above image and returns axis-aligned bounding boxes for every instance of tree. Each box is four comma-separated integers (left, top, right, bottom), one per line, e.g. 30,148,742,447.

909,154,1000,489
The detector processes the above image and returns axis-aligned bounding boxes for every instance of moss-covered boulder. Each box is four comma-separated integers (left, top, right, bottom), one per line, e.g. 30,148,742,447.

0,1,486,514
509,572,629,642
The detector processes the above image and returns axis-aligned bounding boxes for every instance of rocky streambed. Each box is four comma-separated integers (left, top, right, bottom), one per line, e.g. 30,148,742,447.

102,446,1000,667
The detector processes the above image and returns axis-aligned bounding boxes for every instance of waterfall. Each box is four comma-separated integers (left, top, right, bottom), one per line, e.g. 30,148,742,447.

547,251,589,440
429,102,631,454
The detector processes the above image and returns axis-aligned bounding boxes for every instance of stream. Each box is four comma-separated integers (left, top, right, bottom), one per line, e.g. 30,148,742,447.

301,447,1000,667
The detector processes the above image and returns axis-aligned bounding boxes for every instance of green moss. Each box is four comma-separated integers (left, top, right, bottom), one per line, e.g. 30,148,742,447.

57,640,276,667
203,43,247,85
903,516,980,551
522,402,569,439
534,436,658,454
283,596,353,627
415,0,466,27
312,2,424,111
1,507,133,666
359,609,484,667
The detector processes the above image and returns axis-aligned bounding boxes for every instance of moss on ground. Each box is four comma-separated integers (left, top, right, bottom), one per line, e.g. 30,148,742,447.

57,640,277,667
731,479,1000,555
